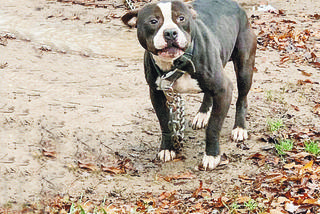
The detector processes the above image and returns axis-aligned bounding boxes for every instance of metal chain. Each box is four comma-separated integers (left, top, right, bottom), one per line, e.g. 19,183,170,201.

164,87,186,150
125,0,136,10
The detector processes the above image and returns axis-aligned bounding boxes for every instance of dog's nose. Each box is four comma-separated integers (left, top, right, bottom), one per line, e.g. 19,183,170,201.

163,29,178,41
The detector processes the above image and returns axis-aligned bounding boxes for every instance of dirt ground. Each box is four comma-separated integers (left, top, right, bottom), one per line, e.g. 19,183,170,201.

0,0,319,211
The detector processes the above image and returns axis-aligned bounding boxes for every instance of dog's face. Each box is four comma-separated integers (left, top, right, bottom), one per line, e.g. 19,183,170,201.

122,1,196,60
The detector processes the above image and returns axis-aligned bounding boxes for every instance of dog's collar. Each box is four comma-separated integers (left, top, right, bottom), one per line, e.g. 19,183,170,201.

151,40,195,90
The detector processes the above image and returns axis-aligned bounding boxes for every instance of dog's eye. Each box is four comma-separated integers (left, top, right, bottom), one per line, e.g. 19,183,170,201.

178,15,185,22
150,19,159,25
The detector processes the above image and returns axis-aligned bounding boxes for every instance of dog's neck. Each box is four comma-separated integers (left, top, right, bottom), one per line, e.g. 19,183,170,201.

151,54,180,72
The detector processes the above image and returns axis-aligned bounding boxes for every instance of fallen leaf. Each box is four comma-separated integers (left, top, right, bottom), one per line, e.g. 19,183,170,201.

192,180,203,198
300,160,314,174
312,104,320,115
291,104,300,111
297,79,314,85
284,162,296,169
101,165,125,174
42,149,57,158
159,190,177,201
247,153,266,160
303,198,320,206
78,161,98,171
300,70,312,76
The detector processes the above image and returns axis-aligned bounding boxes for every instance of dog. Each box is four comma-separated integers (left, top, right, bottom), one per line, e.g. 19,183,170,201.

122,0,256,170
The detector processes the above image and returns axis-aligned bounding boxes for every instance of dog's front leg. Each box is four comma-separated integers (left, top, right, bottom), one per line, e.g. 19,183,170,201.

149,87,176,162
203,79,233,170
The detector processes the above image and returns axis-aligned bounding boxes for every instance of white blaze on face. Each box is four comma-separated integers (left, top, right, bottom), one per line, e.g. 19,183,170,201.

153,2,188,51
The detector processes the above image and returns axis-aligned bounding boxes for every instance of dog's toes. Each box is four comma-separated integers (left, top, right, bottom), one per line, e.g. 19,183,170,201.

192,110,211,130
202,154,221,170
232,127,248,142
158,150,176,162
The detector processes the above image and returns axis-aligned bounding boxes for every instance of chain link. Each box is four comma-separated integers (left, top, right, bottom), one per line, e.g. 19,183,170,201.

125,0,136,10
164,87,186,150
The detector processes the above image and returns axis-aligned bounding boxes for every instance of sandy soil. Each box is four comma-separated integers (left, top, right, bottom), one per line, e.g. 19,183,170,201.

0,0,319,210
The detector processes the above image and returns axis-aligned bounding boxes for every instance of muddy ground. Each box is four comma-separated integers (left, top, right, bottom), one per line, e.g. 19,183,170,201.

0,0,319,211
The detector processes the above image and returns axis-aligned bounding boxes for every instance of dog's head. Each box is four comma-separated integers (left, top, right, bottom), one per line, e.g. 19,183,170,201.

122,0,196,60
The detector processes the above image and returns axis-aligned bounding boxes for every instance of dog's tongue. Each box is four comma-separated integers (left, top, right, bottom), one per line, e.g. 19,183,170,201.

167,47,179,55
159,47,183,58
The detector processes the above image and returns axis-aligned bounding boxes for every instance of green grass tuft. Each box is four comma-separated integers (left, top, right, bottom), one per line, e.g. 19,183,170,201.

267,118,284,132
275,139,294,155
244,199,258,211
304,141,320,155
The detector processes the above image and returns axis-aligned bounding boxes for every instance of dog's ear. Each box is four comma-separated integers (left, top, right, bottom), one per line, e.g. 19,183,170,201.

121,10,139,28
186,4,197,19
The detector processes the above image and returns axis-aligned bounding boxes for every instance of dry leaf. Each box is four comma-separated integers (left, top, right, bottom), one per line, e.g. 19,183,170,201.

101,165,125,174
284,162,296,169
192,180,203,198
291,104,300,111
300,70,312,76
297,79,314,85
78,161,98,171
159,190,177,201
42,149,57,158
312,104,320,115
303,198,320,205
300,160,314,174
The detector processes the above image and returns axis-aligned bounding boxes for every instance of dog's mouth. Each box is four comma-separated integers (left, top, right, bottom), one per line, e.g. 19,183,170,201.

157,46,185,59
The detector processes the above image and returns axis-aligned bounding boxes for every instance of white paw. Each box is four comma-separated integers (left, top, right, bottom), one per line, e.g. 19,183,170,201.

192,108,212,129
158,150,176,162
232,127,248,142
202,154,221,170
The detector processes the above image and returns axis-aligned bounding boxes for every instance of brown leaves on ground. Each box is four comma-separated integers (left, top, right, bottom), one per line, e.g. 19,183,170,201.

101,157,134,175
251,12,320,70
77,153,135,174
242,145,320,213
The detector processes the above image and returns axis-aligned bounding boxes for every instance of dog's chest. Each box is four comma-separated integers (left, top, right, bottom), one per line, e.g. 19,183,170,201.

156,73,202,94
153,54,201,94
172,73,201,93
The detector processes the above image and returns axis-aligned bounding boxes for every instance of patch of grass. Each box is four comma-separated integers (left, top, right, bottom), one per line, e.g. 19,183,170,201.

230,202,240,213
275,139,294,155
265,90,274,101
304,141,320,155
244,199,258,211
267,118,284,132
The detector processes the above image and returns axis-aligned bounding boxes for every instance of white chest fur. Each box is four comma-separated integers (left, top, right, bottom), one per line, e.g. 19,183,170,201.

172,73,202,93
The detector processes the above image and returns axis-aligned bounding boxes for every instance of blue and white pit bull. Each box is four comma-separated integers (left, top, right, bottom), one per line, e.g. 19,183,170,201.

122,0,257,170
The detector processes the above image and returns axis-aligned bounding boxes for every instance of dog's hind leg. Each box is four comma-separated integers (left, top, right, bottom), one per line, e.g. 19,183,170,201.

192,93,213,129
231,28,257,142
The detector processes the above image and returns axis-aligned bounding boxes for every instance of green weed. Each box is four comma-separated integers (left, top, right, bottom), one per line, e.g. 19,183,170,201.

267,118,284,132
304,141,320,155
265,90,274,101
244,199,258,211
275,139,294,155
230,202,240,213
